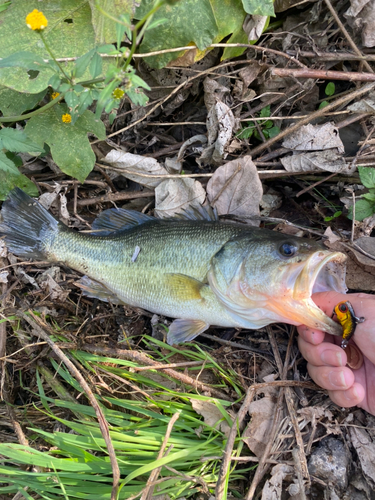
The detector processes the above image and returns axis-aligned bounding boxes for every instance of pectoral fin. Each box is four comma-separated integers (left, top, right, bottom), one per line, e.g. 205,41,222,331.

167,319,209,345
165,273,206,301
75,276,123,304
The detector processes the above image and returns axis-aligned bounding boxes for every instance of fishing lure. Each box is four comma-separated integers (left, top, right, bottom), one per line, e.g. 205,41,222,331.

333,301,365,349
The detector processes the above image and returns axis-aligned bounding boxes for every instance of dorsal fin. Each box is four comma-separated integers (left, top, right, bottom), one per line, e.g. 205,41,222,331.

174,204,219,222
91,208,155,235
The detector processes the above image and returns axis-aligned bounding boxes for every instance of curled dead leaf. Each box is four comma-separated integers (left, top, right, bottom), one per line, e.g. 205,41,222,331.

155,178,206,218
207,156,263,224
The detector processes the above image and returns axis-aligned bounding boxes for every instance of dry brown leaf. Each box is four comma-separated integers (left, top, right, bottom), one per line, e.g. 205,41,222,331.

352,237,375,267
261,464,294,500
324,227,342,245
191,399,233,438
324,240,375,290
282,123,344,152
243,14,269,41
104,150,168,188
154,178,206,218
281,150,348,174
345,0,375,47
349,427,375,486
207,156,262,224
243,374,279,458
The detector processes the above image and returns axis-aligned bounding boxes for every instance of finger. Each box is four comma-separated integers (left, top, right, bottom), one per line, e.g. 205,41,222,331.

327,383,365,408
307,364,354,391
298,336,346,367
297,324,326,345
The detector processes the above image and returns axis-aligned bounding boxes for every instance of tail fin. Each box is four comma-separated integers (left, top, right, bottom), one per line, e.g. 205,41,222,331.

0,188,59,260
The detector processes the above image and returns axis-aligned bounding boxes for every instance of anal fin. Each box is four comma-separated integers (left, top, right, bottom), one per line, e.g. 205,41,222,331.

75,276,123,305
167,319,209,345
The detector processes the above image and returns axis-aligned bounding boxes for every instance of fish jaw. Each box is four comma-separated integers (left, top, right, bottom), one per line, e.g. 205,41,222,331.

209,249,347,335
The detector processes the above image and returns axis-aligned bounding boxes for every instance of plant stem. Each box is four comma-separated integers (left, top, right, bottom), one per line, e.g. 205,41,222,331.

40,32,72,83
0,94,64,123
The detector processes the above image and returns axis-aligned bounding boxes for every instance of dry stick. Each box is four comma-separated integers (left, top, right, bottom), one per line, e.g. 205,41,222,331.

103,54,302,144
286,50,375,62
324,0,374,74
141,413,180,500
292,448,308,500
272,67,375,82
132,360,203,372
215,380,318,500
76,190,154,207
21,312,120,500
249,81,375,158
81,344,232,401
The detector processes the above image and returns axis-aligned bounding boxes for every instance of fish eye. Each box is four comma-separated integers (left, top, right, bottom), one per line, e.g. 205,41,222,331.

278,242,298,257
339,303,348,313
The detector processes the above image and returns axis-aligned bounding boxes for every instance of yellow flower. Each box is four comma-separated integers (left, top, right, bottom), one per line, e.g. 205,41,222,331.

51,92,60,100
112,88,125,99
62,113,72,124
26,9,48,31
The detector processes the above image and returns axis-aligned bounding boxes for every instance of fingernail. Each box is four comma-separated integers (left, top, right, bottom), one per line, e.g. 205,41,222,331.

321,350,344,366
328,370,347,388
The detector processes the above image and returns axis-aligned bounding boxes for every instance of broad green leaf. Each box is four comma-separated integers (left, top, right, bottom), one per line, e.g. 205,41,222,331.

138,0,220,68
0,86,47,117
25,106,105,182
0,51,54,71
358,166,375,189
74,48,96,78
0,150,19,174
89,51,102,79
325,82,335,96
241,0,275,16
0,128,44,153
348,199,375,221
0,0,96,92
362,192,375,202
0,168,38,200
88,0,135,44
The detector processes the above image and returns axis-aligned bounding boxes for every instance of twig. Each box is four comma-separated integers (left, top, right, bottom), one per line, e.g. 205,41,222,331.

21,312,120,500
292,447,308,500
324,0,373,74
141,413,179,500
272,67,375,82
215,380,318,500
76,190,154,207
80,343,233,401
132,360,204,371
249,82,375,158
286,50,375,62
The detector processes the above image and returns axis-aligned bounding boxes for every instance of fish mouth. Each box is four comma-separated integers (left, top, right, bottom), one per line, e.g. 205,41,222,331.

281,250,347,335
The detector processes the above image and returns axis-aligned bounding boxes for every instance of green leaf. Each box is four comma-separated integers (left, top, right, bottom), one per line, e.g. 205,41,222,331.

25,106,106,183
362,192,375,202
241,0,274,16
325,82,335,96
267,125,280,138
0,1,11,14
0,0,96,93
96,44,117,54
259,105,271,117
75,48,96,78
0,128,44,153
237,123,255,139
0,86,47,117
0,150,19,174
348,199,375,221
126,88,149,106
48,74,61,90
130,73,151,90
318,100,329,109
89,52,102,79
0,51,53,71
88,0,135,45
358,166,375,189
0,168,38,200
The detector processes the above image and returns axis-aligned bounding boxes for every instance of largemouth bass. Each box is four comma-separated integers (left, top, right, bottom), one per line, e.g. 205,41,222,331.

0,188,347,343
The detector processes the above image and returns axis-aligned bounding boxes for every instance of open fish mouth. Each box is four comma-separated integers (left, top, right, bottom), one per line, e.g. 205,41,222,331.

288,250,347,335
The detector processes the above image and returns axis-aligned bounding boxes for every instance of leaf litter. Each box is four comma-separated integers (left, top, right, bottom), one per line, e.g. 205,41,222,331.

3,1,375,499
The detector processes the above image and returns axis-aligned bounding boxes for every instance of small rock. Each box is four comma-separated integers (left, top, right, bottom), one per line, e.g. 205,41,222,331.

308,437,349,490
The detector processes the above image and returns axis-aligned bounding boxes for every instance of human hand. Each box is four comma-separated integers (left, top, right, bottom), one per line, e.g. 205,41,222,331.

297,291,375,415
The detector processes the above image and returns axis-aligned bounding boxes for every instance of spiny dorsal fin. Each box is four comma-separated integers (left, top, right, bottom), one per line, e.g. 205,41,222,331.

174,204,218,222
91,208,155,235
